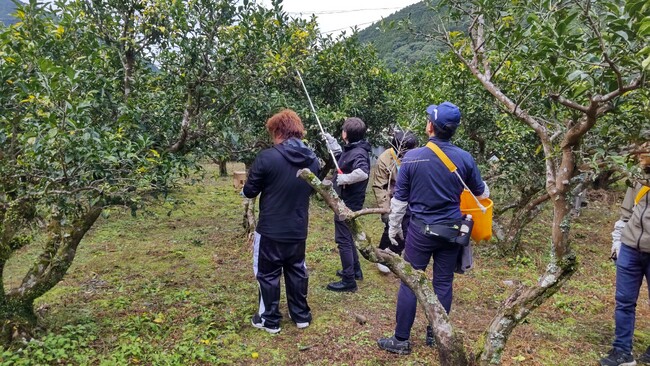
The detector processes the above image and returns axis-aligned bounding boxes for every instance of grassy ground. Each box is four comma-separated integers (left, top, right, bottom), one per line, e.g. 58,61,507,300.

2,163,649,365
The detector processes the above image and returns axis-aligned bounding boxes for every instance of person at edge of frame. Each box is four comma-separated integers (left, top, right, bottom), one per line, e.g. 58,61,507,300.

600,133,650,366
242,109,320,334
377,101,489,355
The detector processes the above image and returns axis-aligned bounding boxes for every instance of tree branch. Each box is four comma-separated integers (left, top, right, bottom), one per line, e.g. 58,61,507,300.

8,206,103,304
479,254,577,364
296,168,470,366
549,94,589,113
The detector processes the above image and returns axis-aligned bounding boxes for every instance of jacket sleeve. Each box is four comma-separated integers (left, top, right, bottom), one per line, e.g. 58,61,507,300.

372,152,392,210
619,185,637,222
393,159,410,202
352,148,371,176
464,155,485,197
242,153,266,199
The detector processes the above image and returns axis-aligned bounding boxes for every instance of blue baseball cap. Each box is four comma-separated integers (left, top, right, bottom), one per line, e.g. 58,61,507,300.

426,102,461,129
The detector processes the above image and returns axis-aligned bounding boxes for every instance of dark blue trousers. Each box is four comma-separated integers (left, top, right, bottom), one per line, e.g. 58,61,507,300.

394,224,460,340
613,243,650,353
335,216,361,284
379,210,411,256
253,233,311,328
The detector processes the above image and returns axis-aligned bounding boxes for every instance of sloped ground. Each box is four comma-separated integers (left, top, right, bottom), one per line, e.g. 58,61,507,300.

2,163,648,365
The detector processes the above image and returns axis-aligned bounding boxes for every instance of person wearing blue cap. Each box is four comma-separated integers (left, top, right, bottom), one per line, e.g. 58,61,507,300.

377,101,489,355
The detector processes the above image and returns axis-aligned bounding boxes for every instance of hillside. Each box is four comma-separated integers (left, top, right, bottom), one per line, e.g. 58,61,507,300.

354,1,452,69
0,0,18,26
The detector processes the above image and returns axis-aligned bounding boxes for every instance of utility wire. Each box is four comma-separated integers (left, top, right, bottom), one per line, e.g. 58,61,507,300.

321,19,383,34
287,7,402,15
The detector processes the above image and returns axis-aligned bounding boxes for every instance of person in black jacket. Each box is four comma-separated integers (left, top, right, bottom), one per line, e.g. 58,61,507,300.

324,117,371,292
242,109,320,334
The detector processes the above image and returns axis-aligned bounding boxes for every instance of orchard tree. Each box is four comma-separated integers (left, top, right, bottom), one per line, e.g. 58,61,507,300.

224,32,404,174
378,0,649,364
0,0,320,345
0,0,191,343
388,55,549,252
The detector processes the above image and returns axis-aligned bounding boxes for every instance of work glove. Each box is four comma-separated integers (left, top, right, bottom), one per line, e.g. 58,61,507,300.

323,133,342,155
610,219,626,261
336,168,368,186
477,181,490,200
388,197,408,246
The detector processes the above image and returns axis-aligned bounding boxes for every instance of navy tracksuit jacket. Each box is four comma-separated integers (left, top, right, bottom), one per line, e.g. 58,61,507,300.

332,140,371,283
243,138,320,327
392,136,484,340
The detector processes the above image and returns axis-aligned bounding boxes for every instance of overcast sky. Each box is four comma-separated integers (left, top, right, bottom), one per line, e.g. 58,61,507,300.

259,0,421,36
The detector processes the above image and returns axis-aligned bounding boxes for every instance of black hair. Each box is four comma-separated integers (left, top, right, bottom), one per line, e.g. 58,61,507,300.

342,117,366,143
391,131,418,156
432,121,456,141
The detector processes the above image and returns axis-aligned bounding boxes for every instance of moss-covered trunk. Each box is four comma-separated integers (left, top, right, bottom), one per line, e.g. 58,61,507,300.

297,169,471,366
0,204,102,347
0,298,37,346
219,160,228,177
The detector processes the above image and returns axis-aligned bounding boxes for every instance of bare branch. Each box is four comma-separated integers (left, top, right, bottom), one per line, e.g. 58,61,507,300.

168,105,194,153
592,76,644,103
549,94,589,113
342,207,389,220
296,168,470,365
577,0,623,90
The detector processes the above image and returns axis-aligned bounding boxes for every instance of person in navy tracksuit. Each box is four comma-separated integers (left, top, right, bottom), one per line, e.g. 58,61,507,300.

243,109,320,334
324,117,371,292
378,102,489,354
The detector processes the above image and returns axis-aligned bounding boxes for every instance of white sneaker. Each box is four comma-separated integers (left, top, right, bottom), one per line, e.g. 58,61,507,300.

288,313,310,329
377,263,391,274
251,314,281,334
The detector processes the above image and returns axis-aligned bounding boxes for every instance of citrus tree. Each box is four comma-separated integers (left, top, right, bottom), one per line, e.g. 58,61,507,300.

0,0,191,343
379,0,649,364
0,0,323,345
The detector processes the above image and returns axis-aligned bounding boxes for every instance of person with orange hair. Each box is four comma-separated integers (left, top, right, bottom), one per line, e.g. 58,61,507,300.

243,109,320,334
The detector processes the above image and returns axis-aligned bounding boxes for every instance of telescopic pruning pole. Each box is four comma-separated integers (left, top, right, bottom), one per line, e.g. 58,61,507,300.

295,70,343,174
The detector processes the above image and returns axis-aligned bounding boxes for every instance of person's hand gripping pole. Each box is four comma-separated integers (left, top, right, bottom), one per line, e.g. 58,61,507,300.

295,69,343,174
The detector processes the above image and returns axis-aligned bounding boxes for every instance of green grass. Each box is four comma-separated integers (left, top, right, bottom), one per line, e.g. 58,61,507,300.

2,164,649,365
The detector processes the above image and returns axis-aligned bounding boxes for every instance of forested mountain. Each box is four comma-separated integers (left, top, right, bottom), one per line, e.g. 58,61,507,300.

0,0,18,26
354,1,451,69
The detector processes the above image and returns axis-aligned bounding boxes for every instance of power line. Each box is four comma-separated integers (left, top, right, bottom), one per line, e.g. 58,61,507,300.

287,7,402,15
321,19,383,34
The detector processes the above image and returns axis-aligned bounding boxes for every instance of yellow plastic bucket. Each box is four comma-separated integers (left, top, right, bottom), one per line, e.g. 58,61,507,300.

460,190,493,242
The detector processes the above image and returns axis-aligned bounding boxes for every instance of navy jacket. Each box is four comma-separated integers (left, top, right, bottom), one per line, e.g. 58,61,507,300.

394,136,484,225
333,140,371,211
243,138,320,241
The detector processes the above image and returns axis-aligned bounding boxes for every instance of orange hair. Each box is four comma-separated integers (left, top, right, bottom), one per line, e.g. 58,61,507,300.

266,109,305,140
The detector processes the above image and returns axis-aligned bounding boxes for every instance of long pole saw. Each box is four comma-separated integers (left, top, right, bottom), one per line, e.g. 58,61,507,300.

295,69,343,174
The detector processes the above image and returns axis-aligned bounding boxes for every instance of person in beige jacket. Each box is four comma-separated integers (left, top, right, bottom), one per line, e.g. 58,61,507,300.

600,140,650,366
371,130,418,273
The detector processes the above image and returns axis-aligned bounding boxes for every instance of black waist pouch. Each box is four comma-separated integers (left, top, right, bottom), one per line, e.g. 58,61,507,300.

411,218,461,242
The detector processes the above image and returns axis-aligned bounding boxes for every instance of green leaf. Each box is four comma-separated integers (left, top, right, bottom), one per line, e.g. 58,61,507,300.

642,55,650,70
615,30,629,42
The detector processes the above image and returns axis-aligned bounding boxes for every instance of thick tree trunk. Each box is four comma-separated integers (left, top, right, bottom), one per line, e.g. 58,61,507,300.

123,49,135,99
219,160,228,177
9,207,102,303
0,299,37,346
297,169,471,365
477,190,577,365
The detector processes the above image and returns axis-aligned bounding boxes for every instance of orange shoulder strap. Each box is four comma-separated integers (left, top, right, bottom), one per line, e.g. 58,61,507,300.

426,142,457,173
389,148,401,167
635,186,650,205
